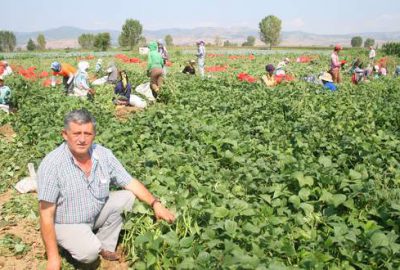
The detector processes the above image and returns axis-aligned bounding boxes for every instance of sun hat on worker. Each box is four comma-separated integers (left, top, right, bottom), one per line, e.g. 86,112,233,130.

157,39,164,45
51,61,61,72
197,40,205,45
265,64,275,73
319,72,333,82
0,75,4,81
189,59,196,64
334,44,343,51
78,61,90,72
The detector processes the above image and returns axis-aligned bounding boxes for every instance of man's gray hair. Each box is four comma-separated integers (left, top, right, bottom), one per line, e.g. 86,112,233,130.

64,108,96,132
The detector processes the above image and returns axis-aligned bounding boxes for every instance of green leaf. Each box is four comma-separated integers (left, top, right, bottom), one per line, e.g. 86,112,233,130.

349,169,362,180
300,203,314,215
177,257,195,269
332,194,347,207
243,222,261,234
179,236,194,248
299,188,311,201
162,231,179,247
371,232,389,248
319,190,333,202
293,171,314,187
289,195,301,208
225,220,238,236
213,207,229,218
318,156,333,167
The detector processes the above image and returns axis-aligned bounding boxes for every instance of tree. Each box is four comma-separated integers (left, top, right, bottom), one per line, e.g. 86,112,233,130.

0,31,16,52
364,38,375,48
27,38,36,51
259,15,282,49
37,34,46,50
78,34,95,49
351,36,362,48
119,19,143,49
165,35,173,47
242,36,256,47
94,33,111,51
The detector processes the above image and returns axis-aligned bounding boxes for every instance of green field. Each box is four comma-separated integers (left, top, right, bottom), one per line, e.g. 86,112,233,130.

1,48,400,269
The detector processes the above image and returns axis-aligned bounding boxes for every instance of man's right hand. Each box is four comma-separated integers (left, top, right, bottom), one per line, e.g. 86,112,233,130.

46,256,61,270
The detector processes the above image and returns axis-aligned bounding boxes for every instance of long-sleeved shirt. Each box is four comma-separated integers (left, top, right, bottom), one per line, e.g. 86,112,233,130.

331,52,340,70
197,45,206,59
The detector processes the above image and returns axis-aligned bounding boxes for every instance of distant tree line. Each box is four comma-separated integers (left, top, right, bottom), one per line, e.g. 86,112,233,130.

351,36,375,48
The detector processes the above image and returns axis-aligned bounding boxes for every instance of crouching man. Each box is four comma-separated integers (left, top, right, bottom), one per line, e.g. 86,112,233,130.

37,108,175,269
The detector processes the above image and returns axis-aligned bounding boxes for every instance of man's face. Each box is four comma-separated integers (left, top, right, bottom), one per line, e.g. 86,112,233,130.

62,122,95,157
0,80,3,87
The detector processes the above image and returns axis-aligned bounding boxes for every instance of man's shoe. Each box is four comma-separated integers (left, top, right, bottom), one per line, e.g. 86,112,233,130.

100,249,120,261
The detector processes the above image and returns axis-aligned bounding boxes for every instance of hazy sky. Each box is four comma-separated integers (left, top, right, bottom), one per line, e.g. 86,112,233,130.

2,0,400,34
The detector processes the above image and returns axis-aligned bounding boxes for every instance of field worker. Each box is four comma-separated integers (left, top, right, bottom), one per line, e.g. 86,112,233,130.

330,44,342,83
37,109,175,269
395,66,400,77
262,64,277,87
182,60,196,75
72,61,95,98
91,62,118,86
352,61,366,85
0,76,11,112
319,72,337,91
113,70,132,105
95,59,103,75
157,40,169,76
275,57,290,76
196,41,206,78
369,46,376,63
51,61,76,94
147,41,164,98
0,61,13,77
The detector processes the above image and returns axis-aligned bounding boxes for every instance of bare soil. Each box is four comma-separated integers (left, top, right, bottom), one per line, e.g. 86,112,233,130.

115,106,142,122
0,124,16,142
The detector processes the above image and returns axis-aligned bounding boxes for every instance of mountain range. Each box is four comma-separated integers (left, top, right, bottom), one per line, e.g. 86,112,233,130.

13,26,400,49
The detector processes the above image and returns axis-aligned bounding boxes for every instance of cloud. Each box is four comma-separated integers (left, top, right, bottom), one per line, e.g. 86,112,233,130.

284,17,305,30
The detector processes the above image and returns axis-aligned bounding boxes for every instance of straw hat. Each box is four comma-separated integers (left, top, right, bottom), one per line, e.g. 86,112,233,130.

319,72,333,82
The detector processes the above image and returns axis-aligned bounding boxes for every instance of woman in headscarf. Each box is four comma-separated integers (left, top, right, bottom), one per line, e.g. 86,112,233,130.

262,64,277,87
72,61,94,98
114,70,132,105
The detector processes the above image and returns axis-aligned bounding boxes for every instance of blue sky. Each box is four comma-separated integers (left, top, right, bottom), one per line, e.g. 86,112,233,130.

2,0,400,34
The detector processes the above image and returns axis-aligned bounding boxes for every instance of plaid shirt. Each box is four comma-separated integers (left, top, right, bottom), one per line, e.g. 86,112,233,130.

37,142,132,224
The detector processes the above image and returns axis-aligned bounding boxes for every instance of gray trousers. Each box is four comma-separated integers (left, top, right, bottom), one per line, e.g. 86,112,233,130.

55,190,135,264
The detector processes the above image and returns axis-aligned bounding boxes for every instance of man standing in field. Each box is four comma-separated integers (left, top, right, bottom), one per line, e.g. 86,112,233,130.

37,108,175,269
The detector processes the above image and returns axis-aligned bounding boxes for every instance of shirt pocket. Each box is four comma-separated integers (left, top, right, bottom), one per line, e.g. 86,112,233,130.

92,166,110,200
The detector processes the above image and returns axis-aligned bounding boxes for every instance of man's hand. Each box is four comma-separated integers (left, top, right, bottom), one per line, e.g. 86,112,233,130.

46,256,61,270
153,202,175,223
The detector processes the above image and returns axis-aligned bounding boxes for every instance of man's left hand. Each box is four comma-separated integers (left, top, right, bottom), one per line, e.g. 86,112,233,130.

153,203,175,223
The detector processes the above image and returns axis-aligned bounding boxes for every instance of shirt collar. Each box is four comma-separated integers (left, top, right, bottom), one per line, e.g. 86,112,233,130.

63,142,99,164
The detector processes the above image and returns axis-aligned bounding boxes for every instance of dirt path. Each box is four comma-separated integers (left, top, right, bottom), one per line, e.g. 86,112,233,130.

0,189,129,270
